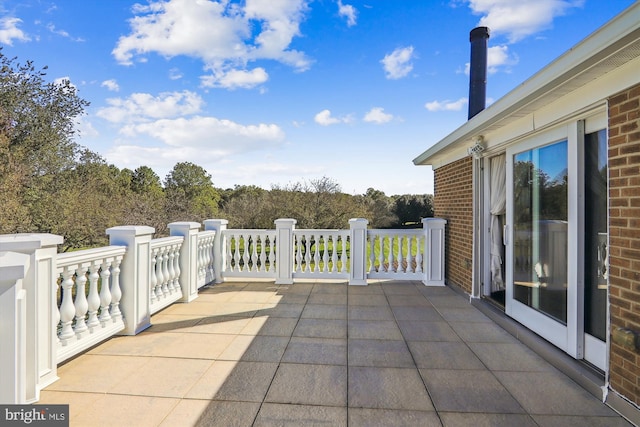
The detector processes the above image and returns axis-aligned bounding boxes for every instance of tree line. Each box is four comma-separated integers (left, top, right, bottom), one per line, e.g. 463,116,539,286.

0,51,433,251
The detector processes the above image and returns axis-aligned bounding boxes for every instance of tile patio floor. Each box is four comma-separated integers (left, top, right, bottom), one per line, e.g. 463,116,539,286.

39,280,632,426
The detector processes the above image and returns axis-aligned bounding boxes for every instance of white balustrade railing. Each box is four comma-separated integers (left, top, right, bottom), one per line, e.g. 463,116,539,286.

149,236,183,314
367,229,424,280
55,246,126,363
293,229,350,279
221,229,277,278
196,231,216,288
0,217,446,403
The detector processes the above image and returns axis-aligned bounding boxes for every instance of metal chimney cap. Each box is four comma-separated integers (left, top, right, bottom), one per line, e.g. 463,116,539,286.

470,26,490,41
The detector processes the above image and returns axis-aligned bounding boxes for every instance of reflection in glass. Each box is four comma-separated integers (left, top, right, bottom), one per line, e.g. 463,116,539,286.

584,129,607,341
513,140,568,324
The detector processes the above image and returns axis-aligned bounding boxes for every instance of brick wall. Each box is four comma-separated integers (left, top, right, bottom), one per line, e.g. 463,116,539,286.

433,156,474,294
608,82,640,406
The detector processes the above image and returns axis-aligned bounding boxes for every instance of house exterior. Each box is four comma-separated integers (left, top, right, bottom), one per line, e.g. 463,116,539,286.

414,3,640,423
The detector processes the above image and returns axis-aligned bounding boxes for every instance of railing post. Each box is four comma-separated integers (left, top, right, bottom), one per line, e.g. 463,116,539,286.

422,218,447,286
204,219,228,284
106,226,155,335
169,222,201,302
274,218,296,285
349,218,369,286
0,233,63,403
0,251,30,404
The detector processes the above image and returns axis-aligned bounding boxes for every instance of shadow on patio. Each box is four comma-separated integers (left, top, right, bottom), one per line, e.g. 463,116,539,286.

39,280,631,426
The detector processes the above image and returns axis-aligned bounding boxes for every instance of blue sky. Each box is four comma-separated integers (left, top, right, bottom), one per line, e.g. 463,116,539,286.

0,0,635,195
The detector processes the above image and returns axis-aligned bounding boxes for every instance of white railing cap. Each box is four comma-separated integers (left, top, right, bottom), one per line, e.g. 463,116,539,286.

0,251,31,283
0,233,63,251
106,225,155,236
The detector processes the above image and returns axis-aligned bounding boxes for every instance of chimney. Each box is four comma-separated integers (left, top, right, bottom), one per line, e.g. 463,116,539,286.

468,26,490,120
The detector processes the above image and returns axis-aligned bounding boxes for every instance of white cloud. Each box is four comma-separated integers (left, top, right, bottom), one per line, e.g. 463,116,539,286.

467,0,585,43
46,23,84,42
363,107,393,124
169,68,183,80
425,98,468,112
112,0,311,90
97,90,204,123
0,17,30,45
314,109,352,126
101,79,120,92
381,46,415,80
338,0,357,27
201,67,268,89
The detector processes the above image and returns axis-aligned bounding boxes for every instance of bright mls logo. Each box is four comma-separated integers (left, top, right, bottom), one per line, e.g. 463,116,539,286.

0,405,68,426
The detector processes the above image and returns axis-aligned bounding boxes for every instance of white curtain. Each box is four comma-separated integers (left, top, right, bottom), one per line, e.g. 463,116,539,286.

490,154,506,292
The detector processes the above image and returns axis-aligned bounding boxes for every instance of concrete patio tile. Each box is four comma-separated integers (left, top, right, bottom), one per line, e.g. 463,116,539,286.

190,291,236,303
420,369,525,414
37,390,103,421
293,318,347,339
468,342,556,372
72,394,179,427
220,335,290,362
282,337,347,365
271,292,309,304
391,306,443,322
255,403,347,427
90,331,179,357
186,315,252,335
426,295,472,309
439,412,537,427
349,367,434,411
301,303,348,319
348,294,389,306
161,400,260,427
307,293,347,305
408,341,485,370
152,332,236,359
162,301,262,317
311,282,348,294
276,283,314,294
437,307,493,323
348,339,415,368
348,408,441,427
349,305,395,321
381,282,423,295
228,290,280,303
240,316,298,336
348,284,384,294
448,321,518,343
109,357,213,398
265,364,347,406
47,354,150,393
256,303,305,318
398,320,461,342
387,294,432,307
530,414,634,426
199,361,278,402
418,286,457,296
348,320,404,340
147,313,205,333
494,371,622,417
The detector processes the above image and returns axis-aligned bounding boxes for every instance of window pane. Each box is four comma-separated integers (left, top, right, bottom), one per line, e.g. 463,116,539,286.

513,140,568,324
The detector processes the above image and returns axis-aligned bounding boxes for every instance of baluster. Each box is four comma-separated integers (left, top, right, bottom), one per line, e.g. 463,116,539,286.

199,238,206,279
206,237,214,281
388,236,395,272
109,256,123,319
55,277,61,342
369,236,376,273
242,234,250,271
257,236,264,272
73,264,89,334
397,235,405,273
86,262,101,328
150,248,158,303
405,235,413,273
173,243,182,290
415,235,423,273
155,247,165,299
378,236,385,272
331,236,338,273
162,247,170,296
233,234,242,271
268,236,275,272
321,235,329,273
59,267,76,340
341,236,348,273
99,260,112,322
295,235,303,272
167,246,176,293
252,234,259,272
304,234,312,272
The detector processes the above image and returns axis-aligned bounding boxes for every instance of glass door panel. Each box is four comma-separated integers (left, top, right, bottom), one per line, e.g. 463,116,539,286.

512,141,568,323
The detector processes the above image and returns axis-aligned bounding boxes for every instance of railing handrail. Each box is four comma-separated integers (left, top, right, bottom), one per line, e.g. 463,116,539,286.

56,245,127,268
150,235,183,249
